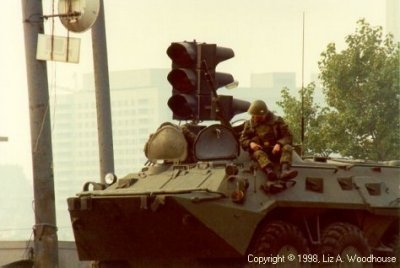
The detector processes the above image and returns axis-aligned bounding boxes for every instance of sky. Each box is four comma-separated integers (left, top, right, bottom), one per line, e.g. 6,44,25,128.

0,0,392,181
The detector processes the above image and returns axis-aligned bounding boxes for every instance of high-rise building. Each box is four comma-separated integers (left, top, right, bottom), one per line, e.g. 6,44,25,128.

386,0,399,42
250,72,296,114
219,72,296,117
0,164,33,240
250,72,296,90
310,72,327,107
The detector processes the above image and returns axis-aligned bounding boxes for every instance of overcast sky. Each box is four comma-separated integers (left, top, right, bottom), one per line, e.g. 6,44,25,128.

0,0,392,179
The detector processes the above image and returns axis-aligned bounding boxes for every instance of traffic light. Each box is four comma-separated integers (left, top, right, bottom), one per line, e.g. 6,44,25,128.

166,41,198,120
199,44,249,122
166,41,249,122
199,44,234,92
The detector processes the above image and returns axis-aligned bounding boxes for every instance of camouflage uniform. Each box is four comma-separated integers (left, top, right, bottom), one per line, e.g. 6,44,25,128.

240,113,294,169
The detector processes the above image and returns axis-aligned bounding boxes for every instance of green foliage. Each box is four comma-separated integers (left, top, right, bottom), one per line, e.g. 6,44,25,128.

277,84,336,157
278,19,400,160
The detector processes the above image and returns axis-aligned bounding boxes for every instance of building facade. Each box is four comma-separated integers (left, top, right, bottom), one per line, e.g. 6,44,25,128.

386,0,400,42
219,72,296,116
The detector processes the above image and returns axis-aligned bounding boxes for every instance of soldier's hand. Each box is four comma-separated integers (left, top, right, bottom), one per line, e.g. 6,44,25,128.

250,142,262,151
272,143,281,154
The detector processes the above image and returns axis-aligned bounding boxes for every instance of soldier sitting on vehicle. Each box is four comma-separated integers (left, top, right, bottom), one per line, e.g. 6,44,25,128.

239,100,298,191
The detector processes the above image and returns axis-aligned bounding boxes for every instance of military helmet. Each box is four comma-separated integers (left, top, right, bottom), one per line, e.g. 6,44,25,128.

248,100,268,115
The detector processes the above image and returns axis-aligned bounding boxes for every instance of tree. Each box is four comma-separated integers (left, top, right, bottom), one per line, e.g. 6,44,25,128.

277,83,336,157
279,19,399,160
318,19,399,160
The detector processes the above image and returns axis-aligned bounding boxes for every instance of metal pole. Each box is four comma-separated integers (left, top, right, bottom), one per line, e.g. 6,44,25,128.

91,0,114,183
301,11,305,156
21,0,59,267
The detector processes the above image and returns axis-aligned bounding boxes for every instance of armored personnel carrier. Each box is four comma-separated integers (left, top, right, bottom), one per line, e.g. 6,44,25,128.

67,42,400,267
68,124,400,267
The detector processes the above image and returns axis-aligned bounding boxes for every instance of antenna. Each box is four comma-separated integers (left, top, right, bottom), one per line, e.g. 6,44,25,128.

301,11,305,156
58,0,100,33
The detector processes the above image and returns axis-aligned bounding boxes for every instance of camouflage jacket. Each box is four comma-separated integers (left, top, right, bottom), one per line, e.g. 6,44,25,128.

239,114,293,151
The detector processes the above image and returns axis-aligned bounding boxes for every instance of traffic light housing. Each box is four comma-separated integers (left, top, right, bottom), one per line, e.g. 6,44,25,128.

166,41,249,122
200,44,235,91
166,42,198,119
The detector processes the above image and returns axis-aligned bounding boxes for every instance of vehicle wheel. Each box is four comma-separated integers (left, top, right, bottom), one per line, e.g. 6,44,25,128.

320,222,370,258
247,220,309,267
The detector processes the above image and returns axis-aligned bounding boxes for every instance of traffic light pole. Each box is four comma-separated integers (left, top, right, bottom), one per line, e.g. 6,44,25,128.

195,42,202,124
21,0,59,266
201,60,231,127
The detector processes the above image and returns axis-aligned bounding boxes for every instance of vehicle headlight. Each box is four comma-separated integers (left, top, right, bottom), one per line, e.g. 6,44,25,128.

104,173,117,185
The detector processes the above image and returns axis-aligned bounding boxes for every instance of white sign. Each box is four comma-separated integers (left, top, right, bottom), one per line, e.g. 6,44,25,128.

36,34,80,63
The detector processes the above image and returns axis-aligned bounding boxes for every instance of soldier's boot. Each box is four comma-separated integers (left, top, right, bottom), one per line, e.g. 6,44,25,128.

280,163,298,181
263,166,279,182
262,166,284,192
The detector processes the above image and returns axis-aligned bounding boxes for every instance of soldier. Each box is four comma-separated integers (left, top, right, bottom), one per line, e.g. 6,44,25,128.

240,100,298,190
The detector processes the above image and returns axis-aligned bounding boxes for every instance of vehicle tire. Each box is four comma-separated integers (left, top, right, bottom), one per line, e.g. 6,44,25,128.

320,222,371,258
247,220,309,267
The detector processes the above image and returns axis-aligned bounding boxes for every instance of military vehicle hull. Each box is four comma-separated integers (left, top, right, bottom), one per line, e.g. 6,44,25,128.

68,124,400,267
68,195,242,261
